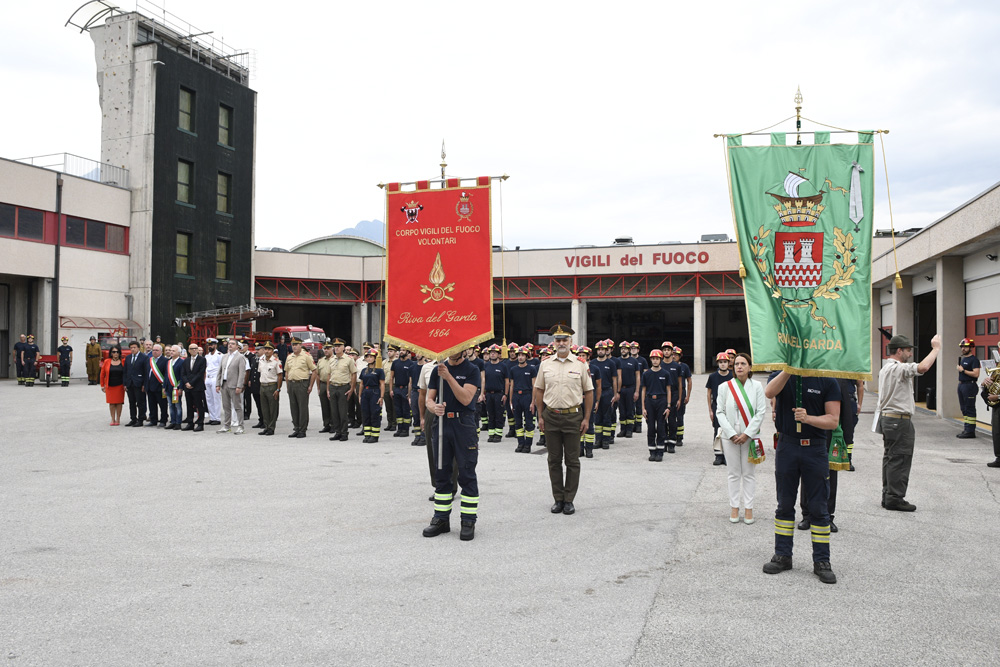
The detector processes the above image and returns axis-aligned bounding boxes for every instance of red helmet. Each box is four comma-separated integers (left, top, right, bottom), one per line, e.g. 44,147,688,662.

661,340,674,349
716,352,730,361
650,349,663,358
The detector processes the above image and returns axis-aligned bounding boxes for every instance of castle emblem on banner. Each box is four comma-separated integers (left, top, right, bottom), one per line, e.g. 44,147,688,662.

748,169,858,332
455,191,473,221
401,200,424,224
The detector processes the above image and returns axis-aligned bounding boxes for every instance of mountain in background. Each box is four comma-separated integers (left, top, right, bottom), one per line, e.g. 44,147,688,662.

335,219,385,244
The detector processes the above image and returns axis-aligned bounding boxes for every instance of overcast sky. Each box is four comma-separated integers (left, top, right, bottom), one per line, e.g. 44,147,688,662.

3,1,999,250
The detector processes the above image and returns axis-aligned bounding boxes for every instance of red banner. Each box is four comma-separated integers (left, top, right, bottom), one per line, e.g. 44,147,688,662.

384,179,494,359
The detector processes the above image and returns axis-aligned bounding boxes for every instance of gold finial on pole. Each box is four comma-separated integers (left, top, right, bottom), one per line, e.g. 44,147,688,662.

440,139,447,181
794,86,803,146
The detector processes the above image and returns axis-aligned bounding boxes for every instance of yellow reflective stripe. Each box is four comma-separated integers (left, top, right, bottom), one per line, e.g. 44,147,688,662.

459,495,479,503
774,519,795,528
434,505,452,512
434,493,454,501
775,529,794,536
460,507,478,514
810,525,831,534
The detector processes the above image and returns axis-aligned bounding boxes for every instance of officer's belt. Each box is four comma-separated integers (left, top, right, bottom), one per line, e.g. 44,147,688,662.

546,406,579,414
881,412,911,419
332,383,349,387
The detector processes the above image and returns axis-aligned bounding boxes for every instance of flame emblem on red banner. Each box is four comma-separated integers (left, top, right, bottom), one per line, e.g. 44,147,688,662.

420,253,456,303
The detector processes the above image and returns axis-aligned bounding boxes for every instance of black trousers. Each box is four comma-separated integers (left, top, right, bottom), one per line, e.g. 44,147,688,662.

147,387,166,424
185,389,206,425
244,385,261,421
126,385,146,422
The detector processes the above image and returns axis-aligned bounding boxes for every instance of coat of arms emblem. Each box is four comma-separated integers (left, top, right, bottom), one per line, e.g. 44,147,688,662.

748,169,859,333
455,192,473,221
401,200,423,224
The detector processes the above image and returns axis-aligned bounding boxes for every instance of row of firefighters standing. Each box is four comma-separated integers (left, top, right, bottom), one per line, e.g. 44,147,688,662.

366,340,696,461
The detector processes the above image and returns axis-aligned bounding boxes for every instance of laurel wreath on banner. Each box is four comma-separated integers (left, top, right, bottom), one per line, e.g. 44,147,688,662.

750,226,856,334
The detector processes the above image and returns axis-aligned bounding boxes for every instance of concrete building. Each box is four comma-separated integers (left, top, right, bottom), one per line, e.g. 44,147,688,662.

0,156,133,378
872,180,1000,428
88,8,256,341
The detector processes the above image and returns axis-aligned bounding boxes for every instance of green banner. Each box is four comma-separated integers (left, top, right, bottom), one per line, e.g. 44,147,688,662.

727,136,875,380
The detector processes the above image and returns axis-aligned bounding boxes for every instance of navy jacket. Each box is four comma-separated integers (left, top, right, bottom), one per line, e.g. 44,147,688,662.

124,351,148,389
145,355,169,392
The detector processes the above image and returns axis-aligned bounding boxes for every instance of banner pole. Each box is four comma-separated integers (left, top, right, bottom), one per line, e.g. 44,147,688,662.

437,365,444,470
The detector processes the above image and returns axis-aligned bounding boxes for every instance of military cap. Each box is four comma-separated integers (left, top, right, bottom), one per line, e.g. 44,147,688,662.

263,341,274,350
323,342,334,349
549,324,575,338
89,336,96,341
290,337,303,344
206,337,218,344
330,338,346,346
387,344,400,351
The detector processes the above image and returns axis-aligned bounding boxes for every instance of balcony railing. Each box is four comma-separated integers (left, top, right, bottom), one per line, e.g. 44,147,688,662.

15,153,130,189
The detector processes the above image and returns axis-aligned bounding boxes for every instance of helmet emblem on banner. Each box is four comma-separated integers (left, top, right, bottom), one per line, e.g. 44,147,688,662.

401,200,424,224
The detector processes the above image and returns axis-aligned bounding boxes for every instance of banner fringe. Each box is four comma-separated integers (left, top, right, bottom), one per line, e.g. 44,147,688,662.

384,332,495,363
752,364,872,382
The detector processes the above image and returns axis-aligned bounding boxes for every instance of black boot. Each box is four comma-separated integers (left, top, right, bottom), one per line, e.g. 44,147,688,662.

422,517,450,537
655,449,664,462
648,450,656,462
585,446,593,459
624,425,633,438
713,454,726,466
506,427,517,438
633,423,642,434
460,521,475,541
538,435,546,447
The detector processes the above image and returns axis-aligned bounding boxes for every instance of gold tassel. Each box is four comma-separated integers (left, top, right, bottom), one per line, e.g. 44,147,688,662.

739,262,747,279
501,337,508,360
894,272,903,289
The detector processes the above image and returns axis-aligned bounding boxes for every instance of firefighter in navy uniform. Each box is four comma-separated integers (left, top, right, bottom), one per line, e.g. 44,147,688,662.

630,342,647,433
617,341,640,438
956,338,981,438
503,343,520,437
509,346,538,452
578,346,600,457
763,371,841,584
661,341,680,449
21,334,40,387
382,346,398,432
13,334,27,385
390,349,413,437
641,349,672,461
422,351,482,541
593,340,618,449
672,347,693,446
359,349,385,442
483,344,510,442
57,336,74,387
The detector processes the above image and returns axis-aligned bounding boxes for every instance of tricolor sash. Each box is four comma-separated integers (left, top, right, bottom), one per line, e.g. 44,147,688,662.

149,357,165,384
167,360,181,403
725,378,765,464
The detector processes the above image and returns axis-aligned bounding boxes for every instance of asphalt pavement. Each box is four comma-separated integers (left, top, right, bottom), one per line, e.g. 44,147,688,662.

2,378,998,666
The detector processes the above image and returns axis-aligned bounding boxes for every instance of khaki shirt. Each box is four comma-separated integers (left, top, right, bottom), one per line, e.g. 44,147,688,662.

258,357,283,384
284,350,316,381
316,356,335,383
329,355,357,385
534,354,594,409
876,359,921,415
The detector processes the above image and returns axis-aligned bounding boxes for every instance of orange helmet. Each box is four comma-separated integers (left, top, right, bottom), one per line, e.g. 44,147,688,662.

650,349,663,358
959,338,974,347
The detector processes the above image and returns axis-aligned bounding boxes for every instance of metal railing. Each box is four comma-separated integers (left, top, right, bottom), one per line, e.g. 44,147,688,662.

15,153,130,189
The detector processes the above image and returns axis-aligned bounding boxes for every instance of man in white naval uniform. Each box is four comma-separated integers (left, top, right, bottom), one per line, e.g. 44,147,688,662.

204,337,225,425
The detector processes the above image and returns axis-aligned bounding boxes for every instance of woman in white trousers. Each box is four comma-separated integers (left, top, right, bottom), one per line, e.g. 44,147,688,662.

715,352,767,524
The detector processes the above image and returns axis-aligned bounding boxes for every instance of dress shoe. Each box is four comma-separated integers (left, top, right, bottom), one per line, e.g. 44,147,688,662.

460,521,476,541
956,431,977,439
797,518,810,530
295,432,306,438
319,426,332,434
829,520,838,533
884,500,916,512
562,502,575,515
849,463,856,471
763,554,793,574
288,432,299,438
181,424,193,431
987,459,1000,468
713,454,725,466
145,421,157,427
125,420,137,427
550,501,564,514
339,434,348,441
814,561,837,584
422,517,450,537
264,429,274,436
258,430,268,436
193,424,204,432
208,420,221,426
356,430,365,436
252,422,264,429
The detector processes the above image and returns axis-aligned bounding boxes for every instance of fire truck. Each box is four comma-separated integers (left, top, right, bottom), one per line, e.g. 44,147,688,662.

174,305,275,349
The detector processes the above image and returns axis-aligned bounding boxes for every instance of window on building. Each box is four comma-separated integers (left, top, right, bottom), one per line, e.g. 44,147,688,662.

216,239,230,280
63,216,128,254
177,160,193,204
989,345,999,362
179,88,195,132
977,346,986,360
990,318,999,336
176,232,192,275
16,208,43,240
217,172,232,214
0,203,14,237
975,319,986,336
219,104,232,146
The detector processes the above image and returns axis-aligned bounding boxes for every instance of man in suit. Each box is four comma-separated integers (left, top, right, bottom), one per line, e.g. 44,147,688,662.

216,339,247,434
165,345,186,429
144,344,169,427
182,342,207,431
123,340,148,426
